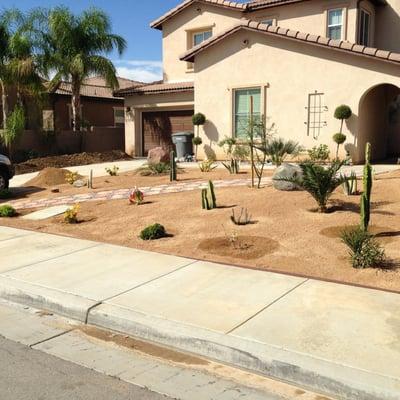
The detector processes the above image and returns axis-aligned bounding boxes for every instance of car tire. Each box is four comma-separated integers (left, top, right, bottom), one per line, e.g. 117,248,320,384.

0,171,9,190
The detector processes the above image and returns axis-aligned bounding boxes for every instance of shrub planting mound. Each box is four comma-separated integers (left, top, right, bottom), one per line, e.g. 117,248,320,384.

198,236,279,260
16,150,132,174
24,168,82,187
320,225,399,244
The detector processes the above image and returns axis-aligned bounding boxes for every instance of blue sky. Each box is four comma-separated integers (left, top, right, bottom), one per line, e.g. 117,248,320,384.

0,0,192,82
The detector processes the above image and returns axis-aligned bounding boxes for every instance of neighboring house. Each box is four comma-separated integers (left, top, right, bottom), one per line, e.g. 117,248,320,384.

46,76,142,131
117,0,400,162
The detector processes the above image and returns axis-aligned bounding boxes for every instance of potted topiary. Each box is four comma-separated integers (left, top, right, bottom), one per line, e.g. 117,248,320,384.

192,113,206,159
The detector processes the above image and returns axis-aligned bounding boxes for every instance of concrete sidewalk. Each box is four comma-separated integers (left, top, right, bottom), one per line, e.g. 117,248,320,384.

0,226,399,400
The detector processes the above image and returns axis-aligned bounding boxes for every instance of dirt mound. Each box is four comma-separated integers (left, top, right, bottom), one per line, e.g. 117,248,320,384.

16,150,132,174
24,168,80,187
198,236,279,260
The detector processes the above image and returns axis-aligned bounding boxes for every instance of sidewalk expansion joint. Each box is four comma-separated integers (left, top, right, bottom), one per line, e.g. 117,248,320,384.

83,260,198,324
30,328,75,348
1,243,102,274
0,233,35,243
225,278,309,335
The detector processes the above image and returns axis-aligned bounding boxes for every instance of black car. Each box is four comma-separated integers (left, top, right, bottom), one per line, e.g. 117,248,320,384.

0,154,14,190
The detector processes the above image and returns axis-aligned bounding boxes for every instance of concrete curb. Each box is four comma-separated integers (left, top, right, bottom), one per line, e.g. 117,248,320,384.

0,276,96,322
88,303,400,400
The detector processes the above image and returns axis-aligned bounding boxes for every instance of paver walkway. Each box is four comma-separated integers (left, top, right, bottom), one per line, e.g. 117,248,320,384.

8,177,273,210
0,226,398,400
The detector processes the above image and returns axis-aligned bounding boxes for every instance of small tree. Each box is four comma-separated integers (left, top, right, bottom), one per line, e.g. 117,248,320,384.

192,112,206,158
334,105,352,134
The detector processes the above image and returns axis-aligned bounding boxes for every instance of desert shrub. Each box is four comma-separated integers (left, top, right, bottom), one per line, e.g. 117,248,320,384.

140,223,167,240
307,144,330,163
64,204,80,224
278,160,346,212
1,105,25,150
129,187,144,205
0,205,16,217
65,171,79,185
341,171,358,195
231,207,252,225
105,165,119,176
255,137,302,166
138,162,170,176
341,226,385,269
192,136,203,146
198,159,217,172
0,189,12,199
233,145,250,161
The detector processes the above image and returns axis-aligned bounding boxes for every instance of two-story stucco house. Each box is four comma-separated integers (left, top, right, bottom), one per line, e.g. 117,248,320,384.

117,0,400,162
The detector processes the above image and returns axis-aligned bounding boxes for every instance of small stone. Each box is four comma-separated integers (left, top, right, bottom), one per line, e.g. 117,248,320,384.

273,163,303,191
51,188,60,193
73,180,86,188
147,147,170,164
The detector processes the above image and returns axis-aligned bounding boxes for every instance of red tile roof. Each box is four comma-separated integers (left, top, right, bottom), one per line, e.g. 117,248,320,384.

150,0,246,30
248,0,386,9
180,20,400,65
115,81,194,96
52,77,143,99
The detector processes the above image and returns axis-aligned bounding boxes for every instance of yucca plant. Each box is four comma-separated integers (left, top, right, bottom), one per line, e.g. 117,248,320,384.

256,137,302,167
278,160,346,212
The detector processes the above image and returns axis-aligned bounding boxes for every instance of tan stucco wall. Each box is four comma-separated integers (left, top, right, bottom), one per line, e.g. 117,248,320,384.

249,0,359,42
162,3,242,82
124,92,194,156
193,30,400,162
375,0,400,52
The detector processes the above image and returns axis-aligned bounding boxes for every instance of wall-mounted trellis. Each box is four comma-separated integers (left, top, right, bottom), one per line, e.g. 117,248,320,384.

305,91,328,139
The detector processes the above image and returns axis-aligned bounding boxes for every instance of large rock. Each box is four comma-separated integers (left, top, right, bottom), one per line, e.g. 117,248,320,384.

273,163,303,191
147,147,170,165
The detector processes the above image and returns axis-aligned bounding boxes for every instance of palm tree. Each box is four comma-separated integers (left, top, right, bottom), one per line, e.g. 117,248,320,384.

278,160,347,212
0,8,45,151
39,7,126,131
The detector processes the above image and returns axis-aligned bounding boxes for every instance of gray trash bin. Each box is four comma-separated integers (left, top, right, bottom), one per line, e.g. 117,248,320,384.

171,131,194,159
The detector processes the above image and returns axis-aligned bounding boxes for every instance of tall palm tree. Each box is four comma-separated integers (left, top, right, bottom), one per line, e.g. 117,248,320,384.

40,7,126,131
0,8,45,150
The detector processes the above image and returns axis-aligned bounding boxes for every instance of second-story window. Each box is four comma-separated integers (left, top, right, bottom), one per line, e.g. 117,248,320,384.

358,9,371,46
193,30,212,46
261,19,274,26
327,9,343,40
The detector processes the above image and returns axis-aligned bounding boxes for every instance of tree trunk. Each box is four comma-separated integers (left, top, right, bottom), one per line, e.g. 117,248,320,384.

1,80,8,130
71,80,81,132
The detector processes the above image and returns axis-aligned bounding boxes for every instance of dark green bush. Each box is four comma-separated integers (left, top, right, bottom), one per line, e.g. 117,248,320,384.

192,136,203,146
140,223,167,240
0,205,17,218
333,133,347,145
192,113,206,126
341,226,385,269
0,189,12,199
334,105,352,121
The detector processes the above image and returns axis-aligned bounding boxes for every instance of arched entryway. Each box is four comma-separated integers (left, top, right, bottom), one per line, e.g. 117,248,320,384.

358,83,400,162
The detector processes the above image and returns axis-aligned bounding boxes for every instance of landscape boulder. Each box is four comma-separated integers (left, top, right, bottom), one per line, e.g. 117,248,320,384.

147,147,170,165
273,163,303,191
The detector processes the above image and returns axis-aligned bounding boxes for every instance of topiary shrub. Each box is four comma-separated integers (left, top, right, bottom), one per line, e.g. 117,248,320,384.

333,132,347,159
140,223,167,240
334,105,352,121
193,136,202,146
192,113,206,126
0,205,17,217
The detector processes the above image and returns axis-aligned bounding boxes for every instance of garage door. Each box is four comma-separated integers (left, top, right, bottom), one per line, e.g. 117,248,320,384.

142,110,194,155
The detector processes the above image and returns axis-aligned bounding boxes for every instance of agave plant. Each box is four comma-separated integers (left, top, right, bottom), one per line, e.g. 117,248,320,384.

278,160,347,212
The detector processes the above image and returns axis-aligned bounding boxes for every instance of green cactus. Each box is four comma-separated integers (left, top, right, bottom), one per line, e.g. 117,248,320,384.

201,180,217,210
360,143,372,231
170,150,177,182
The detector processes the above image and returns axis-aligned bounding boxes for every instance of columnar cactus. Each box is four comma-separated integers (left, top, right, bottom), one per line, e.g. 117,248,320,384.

201,180,217,210
170,150,177,182
360,143,372,231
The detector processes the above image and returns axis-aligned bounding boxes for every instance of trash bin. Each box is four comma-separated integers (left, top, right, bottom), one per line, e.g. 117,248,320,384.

171,131,194,159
